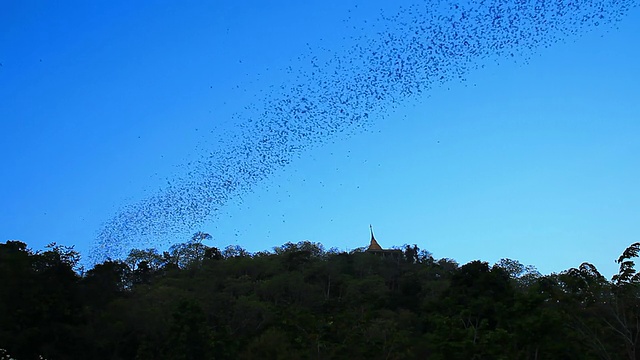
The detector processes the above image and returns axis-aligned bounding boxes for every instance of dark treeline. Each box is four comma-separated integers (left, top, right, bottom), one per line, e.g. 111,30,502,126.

1,234,639,359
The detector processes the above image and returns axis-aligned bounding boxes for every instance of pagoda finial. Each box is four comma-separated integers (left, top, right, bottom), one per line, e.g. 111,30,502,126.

368,225,383,251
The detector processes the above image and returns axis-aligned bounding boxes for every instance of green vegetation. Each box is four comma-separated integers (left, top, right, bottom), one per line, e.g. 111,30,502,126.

1,234,639,359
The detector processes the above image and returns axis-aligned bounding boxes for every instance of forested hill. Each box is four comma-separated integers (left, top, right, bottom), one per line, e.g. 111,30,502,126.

1,236,639,359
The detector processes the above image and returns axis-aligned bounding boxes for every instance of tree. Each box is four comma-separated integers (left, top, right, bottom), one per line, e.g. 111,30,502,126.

165,300,214,360
609,243,640,359
494,258,541,289
5,238,640,358
163,232,215,269
423,261,515,358
126,248,165,271
222,245,249,259
0,241,83,359
82,260,132,307
39,242,81,272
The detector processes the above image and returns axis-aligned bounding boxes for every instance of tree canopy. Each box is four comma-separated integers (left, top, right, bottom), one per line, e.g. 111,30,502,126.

1,237,639,359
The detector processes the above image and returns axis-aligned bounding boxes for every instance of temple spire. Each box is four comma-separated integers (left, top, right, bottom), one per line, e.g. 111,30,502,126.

368,224,383,251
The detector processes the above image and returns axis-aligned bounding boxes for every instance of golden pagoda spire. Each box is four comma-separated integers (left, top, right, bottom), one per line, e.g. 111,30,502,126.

368,224,383,251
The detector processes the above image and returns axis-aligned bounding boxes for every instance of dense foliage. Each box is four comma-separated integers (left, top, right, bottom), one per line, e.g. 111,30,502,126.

1,235,639,359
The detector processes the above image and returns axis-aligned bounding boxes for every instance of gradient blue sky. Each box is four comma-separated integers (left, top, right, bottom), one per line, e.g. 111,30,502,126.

1,0,638,277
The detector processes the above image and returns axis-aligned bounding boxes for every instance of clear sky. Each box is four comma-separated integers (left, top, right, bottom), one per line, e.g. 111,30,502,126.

1,0,638,277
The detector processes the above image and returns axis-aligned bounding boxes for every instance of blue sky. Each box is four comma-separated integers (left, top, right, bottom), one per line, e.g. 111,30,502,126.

1,0,638,277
